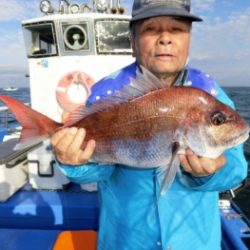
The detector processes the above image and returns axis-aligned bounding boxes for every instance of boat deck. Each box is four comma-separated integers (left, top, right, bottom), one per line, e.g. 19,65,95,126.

0,184,99,250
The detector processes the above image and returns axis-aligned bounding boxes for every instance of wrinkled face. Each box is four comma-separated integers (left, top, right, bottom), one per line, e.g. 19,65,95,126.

131,16,191,82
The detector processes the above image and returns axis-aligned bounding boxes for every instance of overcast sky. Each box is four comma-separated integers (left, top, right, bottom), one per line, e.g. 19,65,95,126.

0,0,249,87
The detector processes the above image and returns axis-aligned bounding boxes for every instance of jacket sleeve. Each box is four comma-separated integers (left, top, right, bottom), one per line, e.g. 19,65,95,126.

57,162,115,184
178,83,248,191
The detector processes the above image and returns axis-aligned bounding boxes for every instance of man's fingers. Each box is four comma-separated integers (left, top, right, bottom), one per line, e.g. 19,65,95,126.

50,127,96,165
67,128,86,156
50,128,69,146
200,155,226,174
54,127,78,153
179,154,192,173
182,149,204,175
180,149,227,177
78,139,96,163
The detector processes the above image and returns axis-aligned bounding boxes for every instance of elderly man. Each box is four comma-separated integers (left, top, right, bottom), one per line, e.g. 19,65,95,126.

51,0,247,249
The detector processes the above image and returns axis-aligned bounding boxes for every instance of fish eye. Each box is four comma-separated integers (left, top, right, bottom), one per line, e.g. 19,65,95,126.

211,112,226,126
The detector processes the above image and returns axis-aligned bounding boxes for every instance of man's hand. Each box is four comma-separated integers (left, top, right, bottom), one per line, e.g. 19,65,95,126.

179,149,226,177
51,127,96,165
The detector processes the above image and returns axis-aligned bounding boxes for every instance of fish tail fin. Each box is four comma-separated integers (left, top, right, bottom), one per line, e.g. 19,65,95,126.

0,95,62,149
160,142,180,196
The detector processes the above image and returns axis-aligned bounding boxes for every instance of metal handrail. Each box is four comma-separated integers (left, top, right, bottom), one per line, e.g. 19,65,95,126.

244,138,250,157
0,103,29,129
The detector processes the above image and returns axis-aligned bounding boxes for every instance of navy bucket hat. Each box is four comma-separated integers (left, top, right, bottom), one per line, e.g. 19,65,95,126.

130,0,202,24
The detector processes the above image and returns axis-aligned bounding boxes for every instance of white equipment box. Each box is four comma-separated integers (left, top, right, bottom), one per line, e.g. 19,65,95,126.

28,143,70,190
0,139,29,202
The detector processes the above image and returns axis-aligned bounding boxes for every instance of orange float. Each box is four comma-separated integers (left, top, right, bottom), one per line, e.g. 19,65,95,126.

56,71,94,113
53,230,97,250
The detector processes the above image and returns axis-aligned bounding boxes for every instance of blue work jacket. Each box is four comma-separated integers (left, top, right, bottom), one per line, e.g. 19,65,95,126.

59,62,248,250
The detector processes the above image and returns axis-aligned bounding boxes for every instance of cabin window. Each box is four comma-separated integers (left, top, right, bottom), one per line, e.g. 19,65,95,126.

95,20,132,54
22,22,57,58
62,23,89,52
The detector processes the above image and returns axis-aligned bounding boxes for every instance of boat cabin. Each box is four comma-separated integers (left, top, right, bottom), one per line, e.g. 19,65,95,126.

22,0,133,122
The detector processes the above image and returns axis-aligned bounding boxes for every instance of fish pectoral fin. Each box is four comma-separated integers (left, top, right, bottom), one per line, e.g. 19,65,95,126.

160,142,180,196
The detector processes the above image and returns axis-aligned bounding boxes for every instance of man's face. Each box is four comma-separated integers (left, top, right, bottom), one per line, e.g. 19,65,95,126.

132,16,191,81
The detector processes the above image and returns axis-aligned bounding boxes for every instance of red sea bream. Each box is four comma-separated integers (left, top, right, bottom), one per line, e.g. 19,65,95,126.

0,67,249,193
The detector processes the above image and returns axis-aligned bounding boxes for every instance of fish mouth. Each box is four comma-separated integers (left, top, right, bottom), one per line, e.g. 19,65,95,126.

224,126,250,147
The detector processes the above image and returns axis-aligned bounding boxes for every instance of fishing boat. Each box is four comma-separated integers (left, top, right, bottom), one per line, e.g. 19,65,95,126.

2,86,18,91
0,1,249,249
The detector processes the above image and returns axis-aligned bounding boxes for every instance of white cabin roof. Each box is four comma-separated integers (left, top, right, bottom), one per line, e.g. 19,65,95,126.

22,13,131,25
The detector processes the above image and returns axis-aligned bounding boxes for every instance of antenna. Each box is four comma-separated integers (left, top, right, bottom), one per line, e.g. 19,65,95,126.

117,0,124,14
110,0,117,14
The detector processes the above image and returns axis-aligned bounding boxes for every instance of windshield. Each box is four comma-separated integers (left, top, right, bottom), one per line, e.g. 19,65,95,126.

22,22,57,58
95,20,132,55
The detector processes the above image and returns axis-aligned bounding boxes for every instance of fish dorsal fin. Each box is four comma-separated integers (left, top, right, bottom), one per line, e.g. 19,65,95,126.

135,65,168,91
64,65,168,126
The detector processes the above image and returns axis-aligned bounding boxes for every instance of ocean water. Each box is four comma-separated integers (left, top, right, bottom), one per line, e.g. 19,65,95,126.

0,88,30,103
0,88,30,125
223,87,250,218
0,87,249,217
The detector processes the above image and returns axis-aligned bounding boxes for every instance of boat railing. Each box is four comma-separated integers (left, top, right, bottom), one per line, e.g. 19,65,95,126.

244,138,250,159
0,103,29,132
